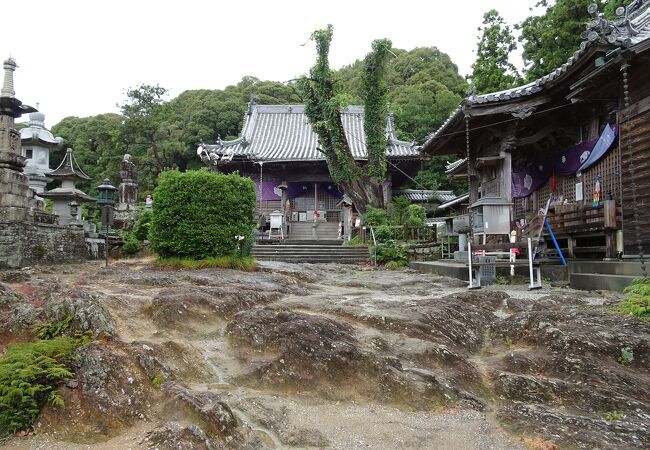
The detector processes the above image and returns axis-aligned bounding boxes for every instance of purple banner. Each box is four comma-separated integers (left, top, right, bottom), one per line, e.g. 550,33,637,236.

256,181,343,201
512,124,618,198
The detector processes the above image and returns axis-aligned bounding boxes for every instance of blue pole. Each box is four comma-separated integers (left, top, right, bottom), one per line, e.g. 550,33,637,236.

545,218,567,266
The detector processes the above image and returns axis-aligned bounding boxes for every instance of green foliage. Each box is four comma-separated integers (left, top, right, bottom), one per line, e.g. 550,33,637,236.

374,225,394,243
36,315,73,340
385,260,408,270
342,235,367,247
410,156,468,194
149,170,256,259
362,38,391,180
375,240,408,265
364,207,388,227
518,0,602,81
0,338,79,434
605,410,625,421
619,347,634,365
620,277,650,321
132,210,153,241
405,204,426,227
153,256,256,272
390,197,410,225
150,374,163,387
121,233,141,255
337,46,466,143
471,10,522,94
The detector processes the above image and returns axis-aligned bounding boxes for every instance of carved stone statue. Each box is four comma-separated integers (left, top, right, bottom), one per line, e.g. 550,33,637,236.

120,153,137,182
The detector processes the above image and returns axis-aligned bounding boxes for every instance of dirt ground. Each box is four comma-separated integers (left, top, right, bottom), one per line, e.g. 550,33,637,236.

1,259,648,449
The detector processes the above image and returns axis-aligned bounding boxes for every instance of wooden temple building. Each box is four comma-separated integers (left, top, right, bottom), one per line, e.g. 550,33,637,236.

198,103,427,240
419,1,650,289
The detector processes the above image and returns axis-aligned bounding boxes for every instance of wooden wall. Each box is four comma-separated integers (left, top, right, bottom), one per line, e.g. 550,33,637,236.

621,107,650,255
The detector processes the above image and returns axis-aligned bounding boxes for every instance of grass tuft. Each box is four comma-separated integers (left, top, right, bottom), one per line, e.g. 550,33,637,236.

619,277,650,322
152,256,257,272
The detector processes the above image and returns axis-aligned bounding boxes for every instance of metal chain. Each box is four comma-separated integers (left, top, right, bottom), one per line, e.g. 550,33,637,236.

622,63,647,277
465,114,473,242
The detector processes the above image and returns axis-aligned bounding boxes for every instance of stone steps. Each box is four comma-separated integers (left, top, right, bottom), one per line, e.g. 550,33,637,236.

251,244,368,264
287,222,339,240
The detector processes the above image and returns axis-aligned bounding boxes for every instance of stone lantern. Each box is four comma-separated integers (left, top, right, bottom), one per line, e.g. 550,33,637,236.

96,178,117,207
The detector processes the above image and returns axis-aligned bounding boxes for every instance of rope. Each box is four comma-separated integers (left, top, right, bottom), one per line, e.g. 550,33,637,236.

622,63,647,277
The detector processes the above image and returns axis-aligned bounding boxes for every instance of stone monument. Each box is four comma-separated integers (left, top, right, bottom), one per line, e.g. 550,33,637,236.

0,57,90,267
114,153,140,228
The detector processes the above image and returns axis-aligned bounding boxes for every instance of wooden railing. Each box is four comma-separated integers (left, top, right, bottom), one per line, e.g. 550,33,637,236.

546,200,621,235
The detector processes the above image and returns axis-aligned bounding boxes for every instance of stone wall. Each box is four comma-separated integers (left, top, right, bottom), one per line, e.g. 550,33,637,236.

0,221,88,268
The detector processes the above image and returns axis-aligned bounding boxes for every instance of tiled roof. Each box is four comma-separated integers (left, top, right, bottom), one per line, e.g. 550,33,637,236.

48,148,91,180
445,158,467,174
393,189,457,203
437,193,469,211
422,1,650,150
198,104,420,164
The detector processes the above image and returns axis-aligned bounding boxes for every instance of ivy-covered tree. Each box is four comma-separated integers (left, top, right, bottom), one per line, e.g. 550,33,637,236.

518,0,604,81
299,25,391,213
470,9,522,94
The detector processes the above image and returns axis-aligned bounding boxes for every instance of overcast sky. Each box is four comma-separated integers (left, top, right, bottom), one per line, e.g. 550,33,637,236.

3,0,538,127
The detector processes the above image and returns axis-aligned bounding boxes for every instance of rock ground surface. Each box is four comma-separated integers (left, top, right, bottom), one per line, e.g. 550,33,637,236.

1,259,649,449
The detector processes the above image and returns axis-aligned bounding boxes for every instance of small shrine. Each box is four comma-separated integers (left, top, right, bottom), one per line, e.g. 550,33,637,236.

41,148,95,225
20,110,64,195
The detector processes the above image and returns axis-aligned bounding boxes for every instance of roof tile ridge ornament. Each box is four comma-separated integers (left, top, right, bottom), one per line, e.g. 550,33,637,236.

582,2,640,49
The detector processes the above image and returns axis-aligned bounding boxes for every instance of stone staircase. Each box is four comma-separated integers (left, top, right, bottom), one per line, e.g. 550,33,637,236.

287,221,339,240
252,242,369,264
569,260,645,292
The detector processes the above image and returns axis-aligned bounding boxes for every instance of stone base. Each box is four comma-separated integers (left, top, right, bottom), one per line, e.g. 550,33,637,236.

0,221,87,268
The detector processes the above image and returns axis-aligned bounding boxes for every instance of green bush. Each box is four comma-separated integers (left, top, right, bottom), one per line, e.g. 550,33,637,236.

620,277,650,322
375,240,408,266
406,204,426,226
122,233,141,255
374,225,393,243
364,207,388,227
133,210,153,241
343,235,367,247
390,197,410,225
0,338,78,434
385,260,408,270
149,170,256,259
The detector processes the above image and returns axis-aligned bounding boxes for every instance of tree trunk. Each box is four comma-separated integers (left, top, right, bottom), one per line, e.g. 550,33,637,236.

339,175,384,215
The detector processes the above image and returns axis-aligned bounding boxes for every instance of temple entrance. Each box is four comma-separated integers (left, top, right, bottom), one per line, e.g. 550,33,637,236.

289,184,342,223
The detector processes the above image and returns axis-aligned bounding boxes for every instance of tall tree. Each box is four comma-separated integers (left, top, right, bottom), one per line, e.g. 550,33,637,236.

119,84,170,173
518,0,604,81
298,25,391,214
470,9,522,94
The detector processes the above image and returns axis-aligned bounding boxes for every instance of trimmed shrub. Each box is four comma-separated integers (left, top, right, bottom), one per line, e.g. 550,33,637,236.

374,224,393,243
390,196,410,225
149,170,256,259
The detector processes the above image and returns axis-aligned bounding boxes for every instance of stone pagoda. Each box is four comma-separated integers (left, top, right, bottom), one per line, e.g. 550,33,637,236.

0,57,39,222
20,110,64,195
41,148,95,225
